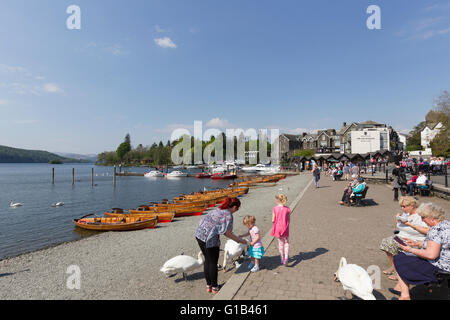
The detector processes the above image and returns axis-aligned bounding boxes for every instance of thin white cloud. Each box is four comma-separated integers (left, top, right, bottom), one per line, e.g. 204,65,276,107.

189,27,199,34
43,83,64,94
106,44,129,56
206,118,233,129
35,76,45,80
0,99,8,106
154,37,177,49
154,25,168,33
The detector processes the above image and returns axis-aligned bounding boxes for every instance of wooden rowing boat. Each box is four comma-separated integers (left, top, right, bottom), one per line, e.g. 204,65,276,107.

73,215,158,231
129,205,206,217
104,211,175,223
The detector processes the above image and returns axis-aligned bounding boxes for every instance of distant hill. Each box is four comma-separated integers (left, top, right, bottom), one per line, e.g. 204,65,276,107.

0,145,88,163
55,152,97,163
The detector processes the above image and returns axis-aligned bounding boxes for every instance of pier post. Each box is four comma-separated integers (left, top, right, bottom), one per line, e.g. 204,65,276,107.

91,168,94,187
72,168,75,185
113,166,116,187
445,165,448,188
52,168,55,184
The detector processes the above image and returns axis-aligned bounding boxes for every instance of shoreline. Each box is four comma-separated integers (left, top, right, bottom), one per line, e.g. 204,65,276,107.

0,174,311,300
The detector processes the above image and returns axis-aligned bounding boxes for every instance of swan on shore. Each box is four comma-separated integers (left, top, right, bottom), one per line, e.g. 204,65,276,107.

10,201,23,208
334,257,376,300
160,252,204,281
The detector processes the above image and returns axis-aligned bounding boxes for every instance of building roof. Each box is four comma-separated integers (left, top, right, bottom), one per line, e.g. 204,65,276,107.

280,134,301,141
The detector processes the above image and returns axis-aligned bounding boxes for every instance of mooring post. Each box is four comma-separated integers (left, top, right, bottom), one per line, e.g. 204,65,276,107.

91,168,94,187
72,168,75,185
445,165,448,188
52,168,55,184
113,166,116,187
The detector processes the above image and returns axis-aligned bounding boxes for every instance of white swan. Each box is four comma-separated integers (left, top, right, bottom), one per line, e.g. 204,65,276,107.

160,252,204,281
51,202,65,207
10,201,23,208
223,239,248,272
334,257,376,300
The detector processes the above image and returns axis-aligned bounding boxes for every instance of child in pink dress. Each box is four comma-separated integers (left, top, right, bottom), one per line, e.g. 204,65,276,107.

270,194,291,265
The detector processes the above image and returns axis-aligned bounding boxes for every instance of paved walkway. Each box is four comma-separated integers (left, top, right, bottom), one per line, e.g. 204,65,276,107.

220,175,450,300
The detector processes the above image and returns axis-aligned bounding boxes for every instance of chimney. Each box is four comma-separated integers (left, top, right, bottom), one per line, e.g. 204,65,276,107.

343,122,347,127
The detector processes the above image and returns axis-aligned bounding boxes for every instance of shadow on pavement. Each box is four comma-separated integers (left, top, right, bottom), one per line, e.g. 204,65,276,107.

261,247,329,270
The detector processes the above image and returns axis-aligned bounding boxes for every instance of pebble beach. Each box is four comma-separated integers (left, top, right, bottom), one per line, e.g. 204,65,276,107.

0,174,311,300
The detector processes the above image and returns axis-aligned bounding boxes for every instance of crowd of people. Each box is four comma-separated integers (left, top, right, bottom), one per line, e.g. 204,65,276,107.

191,156,447,300
399,155,448,175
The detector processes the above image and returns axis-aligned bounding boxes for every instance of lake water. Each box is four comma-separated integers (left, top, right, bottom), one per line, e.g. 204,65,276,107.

0,163,232,261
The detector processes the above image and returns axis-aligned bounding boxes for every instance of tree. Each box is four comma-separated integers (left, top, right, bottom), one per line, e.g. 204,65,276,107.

430,91,450,157
294,149,315,157
116,142,131,161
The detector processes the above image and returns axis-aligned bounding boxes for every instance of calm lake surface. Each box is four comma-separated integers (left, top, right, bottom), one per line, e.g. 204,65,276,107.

0,163,231,260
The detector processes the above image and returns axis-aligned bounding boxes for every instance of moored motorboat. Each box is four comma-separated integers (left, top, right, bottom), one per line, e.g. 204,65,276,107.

196,172,212,179
144,170,165,177
211,173,237,180
166,171,188,177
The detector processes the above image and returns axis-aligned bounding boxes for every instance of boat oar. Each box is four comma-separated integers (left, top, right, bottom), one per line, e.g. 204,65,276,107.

78,213,95,220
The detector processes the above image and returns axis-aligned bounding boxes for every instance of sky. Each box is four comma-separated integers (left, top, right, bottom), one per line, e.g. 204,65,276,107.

0,0,449,154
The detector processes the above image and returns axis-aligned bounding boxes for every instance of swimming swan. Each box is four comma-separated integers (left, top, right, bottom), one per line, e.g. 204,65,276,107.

334,257,376,300
160,252,204,281
51,202,65,207
10,201,23,208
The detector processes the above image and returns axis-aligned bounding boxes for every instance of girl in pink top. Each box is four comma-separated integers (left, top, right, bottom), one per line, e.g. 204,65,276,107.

270,194,291,265
240,215,264,272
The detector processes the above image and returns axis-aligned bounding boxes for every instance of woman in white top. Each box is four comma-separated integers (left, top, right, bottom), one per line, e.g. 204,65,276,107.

379,197,429,281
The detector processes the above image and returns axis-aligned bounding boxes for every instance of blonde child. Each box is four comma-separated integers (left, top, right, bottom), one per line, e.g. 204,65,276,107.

239,215,264,272
270,194,291,266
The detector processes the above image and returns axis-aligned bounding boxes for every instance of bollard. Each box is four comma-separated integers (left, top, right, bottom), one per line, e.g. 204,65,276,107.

385,169,389,184
445,165,448,188
52,168,55,184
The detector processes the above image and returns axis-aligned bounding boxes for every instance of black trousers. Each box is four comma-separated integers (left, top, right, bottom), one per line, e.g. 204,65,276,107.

341,190,351,203
196,238,220,287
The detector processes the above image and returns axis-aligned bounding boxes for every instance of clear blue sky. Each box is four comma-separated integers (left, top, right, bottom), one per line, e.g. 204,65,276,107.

0,0,449,154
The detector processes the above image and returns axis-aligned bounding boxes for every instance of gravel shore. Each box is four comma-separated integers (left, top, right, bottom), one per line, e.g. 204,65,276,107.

0,173,311,300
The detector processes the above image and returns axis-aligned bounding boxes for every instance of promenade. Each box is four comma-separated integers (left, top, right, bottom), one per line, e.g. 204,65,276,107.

216,174,450,300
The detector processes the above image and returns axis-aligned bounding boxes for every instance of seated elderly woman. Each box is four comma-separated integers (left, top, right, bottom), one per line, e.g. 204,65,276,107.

339,176,364,206
379,197,429,281
393,203,449,300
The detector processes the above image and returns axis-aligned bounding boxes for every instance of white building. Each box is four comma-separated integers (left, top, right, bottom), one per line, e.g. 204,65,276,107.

421,122,443,149
351,127,390,154
397,133,408,151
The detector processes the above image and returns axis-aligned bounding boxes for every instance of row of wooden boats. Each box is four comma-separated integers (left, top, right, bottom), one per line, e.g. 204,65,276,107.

229,173,286,187
72,186,250,231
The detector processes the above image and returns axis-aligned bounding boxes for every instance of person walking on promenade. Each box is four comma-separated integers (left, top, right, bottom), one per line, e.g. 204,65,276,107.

270,194,291,266
352,163,360,177
195,197,247,294
239,216,264,273
392,162,407,201
312,164,320,188
343,162,350,181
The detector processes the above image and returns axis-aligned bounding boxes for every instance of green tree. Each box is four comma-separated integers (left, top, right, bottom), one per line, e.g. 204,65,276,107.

294,149,315,157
